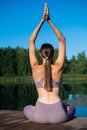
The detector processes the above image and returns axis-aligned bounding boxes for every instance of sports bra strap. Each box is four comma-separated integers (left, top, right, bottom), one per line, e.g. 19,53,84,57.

35,78,61,88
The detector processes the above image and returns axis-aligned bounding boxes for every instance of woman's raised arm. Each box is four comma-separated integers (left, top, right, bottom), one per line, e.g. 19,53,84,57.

29,19,44,68
44,3,66,69
29,3,49,68
48,20,66,69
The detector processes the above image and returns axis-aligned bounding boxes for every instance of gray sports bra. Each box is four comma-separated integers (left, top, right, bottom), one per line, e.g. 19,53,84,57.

35,78,61,88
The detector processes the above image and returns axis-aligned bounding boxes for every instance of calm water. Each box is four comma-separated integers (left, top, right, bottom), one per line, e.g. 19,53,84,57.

0,81,87,117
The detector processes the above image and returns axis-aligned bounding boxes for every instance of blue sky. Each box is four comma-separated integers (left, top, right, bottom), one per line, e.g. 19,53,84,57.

0,0,87,59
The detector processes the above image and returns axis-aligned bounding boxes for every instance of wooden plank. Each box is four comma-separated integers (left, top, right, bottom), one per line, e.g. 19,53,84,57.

0,110,87,130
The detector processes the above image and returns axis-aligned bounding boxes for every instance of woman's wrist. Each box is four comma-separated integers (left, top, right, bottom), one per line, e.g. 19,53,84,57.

40,19,45,24
47,19,51,24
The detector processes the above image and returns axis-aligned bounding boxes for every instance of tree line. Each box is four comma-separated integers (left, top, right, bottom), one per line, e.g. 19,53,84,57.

0,46,87,76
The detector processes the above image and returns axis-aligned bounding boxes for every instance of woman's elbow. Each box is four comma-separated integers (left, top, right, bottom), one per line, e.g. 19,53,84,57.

29,37,34,42
61,36,66,42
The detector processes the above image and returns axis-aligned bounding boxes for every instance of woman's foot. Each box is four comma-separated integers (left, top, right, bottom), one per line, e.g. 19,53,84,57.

31,106,36,110
63,103,71,111
66,105,71,111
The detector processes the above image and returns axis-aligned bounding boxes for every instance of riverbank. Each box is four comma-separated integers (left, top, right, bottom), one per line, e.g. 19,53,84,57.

0,74,87,84
0,110,87,130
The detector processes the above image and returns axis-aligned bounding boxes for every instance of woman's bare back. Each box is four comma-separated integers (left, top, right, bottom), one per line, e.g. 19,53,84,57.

32,64,62,104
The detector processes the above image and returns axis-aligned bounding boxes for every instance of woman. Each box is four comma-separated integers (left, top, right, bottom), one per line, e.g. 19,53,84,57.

23,3,75,124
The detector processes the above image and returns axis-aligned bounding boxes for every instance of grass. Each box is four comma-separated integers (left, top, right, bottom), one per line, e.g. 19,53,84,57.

63,74,87,81
0,76,33,84
0,74,87,84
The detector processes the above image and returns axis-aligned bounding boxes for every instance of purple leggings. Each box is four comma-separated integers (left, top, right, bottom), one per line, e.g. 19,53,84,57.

23,100,75,124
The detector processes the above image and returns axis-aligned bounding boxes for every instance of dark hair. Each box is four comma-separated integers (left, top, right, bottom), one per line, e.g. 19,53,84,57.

40,43,54,91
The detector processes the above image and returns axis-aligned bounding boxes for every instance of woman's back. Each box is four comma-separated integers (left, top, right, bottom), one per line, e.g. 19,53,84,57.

32,64,62,104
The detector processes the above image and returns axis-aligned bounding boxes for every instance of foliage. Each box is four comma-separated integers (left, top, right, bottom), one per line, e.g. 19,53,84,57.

0,47,87,76
69,51,87,74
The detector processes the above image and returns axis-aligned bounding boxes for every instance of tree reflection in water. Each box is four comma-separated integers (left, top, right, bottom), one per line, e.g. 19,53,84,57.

0,81,87,111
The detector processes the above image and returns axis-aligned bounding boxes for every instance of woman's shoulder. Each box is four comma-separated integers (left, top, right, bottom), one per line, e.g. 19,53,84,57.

51,65,62,80
32,64,43,71
32,65,44,81
51,64,61,72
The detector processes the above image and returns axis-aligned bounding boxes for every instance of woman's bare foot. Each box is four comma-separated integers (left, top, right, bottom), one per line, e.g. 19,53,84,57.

31,106,36,110
66,106,71,111
63,103,71,111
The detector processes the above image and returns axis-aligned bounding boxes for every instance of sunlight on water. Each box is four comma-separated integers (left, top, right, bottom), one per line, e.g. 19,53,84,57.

67,94,87,117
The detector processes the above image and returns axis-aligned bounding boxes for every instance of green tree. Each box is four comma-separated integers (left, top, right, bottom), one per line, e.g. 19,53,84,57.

26,49,31,75
0,47,16,76
63,56,70,74
0,48,3,76
53,49,58,63
77,51,87,74
69,51,87,74
16,47,29,76
69,56,78,74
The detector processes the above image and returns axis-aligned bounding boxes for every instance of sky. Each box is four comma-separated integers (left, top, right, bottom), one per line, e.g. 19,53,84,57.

0,0,87,59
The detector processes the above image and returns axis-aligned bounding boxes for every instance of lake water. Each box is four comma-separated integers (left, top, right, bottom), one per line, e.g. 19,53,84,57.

66,94,87,117
0,81,87,117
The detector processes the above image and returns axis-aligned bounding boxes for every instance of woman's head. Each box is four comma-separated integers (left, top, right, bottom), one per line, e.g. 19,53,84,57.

40,43,54,60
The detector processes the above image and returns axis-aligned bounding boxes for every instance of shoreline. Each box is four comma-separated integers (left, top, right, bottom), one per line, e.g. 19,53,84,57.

0,75,87,84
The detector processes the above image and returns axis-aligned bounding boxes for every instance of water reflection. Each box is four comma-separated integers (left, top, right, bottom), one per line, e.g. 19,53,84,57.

0,81,87,116
62,82,87,117
0,83,38,110
67,94,87,107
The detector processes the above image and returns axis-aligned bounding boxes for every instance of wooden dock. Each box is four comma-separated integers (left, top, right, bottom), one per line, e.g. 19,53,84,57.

0,110,87,130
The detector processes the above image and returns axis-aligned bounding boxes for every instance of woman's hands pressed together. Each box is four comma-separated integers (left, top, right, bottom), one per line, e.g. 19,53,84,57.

42,3,50,21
